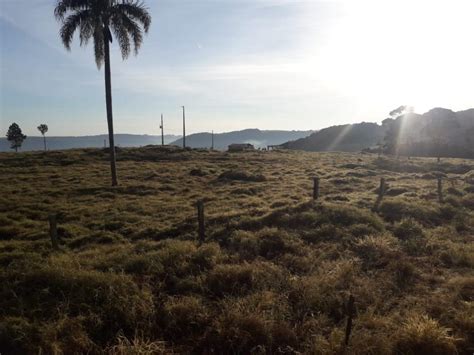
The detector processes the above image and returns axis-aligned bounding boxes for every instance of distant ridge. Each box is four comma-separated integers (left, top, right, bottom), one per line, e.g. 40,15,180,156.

283,108,474,158
171,129,314,150
0,134,181,152
282,122,383,152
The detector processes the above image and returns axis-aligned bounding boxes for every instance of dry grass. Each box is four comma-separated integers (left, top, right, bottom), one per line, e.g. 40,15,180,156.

0,147,473,354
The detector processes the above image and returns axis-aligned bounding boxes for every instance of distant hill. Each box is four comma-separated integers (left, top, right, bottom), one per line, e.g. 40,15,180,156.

0,134,181,152
283,108,474,158
171,129,314,150
282,122,383,152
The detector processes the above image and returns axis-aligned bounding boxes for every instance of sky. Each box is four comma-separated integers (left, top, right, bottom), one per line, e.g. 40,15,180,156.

1,0,473,136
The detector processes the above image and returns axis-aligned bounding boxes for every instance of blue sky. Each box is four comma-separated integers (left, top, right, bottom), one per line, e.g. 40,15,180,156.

1,0,473,136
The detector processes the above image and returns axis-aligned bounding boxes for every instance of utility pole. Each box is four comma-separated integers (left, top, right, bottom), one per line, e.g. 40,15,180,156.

182,106,186,149
160,114,164,146
211,130,214,150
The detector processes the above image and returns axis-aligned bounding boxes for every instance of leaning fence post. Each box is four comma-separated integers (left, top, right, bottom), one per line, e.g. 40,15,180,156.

373,177,386,212
197,200,205,242
48,214,59,250
344,295,356,346
437,177,443,203
313,177,320,200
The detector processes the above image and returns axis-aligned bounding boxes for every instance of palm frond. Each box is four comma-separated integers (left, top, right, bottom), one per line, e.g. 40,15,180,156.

54,0,90,21
113,1,151,33
93,25,105,68
59,9,91,50
78,10,95,46
110,16,131,59
111,12,144,57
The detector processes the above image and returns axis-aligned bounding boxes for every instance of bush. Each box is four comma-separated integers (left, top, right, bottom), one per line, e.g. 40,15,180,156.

206,263,254,297
393,315,458,355
393,218,426,255
263,203,384,233
379,199,441,225
218,170,266,182
389,258,418,290
106,335,168,354
199,311,297,354
353,234,400,268
0,265,154,346
289,259,358,321
160,296,210,341
393,218,423,241
439,243,474,268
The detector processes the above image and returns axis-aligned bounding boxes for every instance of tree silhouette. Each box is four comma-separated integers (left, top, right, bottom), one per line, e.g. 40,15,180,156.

382,106,411,156
54,0,151,186
6,123,27,152
37,124,49,151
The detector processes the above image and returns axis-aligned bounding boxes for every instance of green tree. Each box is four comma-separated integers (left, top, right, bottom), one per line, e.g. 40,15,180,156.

37,124,49,151
6,123,27,152
54,0,151,186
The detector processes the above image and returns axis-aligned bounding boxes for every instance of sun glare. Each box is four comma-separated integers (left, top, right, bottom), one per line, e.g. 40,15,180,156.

302,0,474,115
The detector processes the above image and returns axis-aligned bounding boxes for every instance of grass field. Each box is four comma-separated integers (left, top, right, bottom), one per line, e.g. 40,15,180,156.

1,147,473,354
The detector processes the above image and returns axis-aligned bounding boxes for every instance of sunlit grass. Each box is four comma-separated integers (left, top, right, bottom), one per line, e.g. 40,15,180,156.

0,147,473,353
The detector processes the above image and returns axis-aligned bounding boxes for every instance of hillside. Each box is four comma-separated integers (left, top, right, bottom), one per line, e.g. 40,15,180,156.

284,108,474,158
0,134,181,152
283,122,383,152
1,148,473,354
171,128,314,149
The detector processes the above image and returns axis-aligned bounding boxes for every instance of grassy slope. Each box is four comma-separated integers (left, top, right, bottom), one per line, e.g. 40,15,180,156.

0,147,473,354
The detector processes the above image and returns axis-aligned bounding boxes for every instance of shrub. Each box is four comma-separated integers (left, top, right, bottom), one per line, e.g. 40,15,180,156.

393,218,423,241
353,234,400,268
393,315,458,355
190,168,207,176
348,223,380,237
0,265,154,346
263,203,384,233
289,259,359,321
462,194,474,210
439,243,474,268
379,199,441,225
106,335,168,354
200,312,270,353
206,263,254,297
0,317,40,354
160,296,210,341
389,258,418,290
450,277,474,302
393,218,426,255
199,311,297,354
218,170,266,182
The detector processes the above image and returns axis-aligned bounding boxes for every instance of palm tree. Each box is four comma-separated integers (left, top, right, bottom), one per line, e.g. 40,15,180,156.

37,124,49,151
54,0,151,186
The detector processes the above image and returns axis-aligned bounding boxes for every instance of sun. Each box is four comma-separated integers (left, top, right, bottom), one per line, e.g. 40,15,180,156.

301,0,474,116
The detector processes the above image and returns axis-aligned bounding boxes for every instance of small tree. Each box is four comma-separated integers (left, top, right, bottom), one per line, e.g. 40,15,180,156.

37,124,49,151
6,123,27,152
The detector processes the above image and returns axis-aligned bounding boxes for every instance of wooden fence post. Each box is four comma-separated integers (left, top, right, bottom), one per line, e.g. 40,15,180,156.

313,177,320,200
49,214,59,250
373,177,386,212
197,200,205,242
437,177,443,203
344,295,356,346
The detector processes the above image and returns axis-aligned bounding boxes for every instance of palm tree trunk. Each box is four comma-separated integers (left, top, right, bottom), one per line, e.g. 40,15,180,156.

103,31,118,186
43,135,47,151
